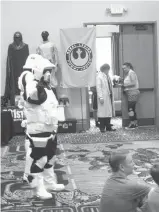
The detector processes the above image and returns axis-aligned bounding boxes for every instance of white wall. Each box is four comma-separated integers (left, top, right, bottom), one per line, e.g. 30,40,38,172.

1,1,159,126
88,25,120,37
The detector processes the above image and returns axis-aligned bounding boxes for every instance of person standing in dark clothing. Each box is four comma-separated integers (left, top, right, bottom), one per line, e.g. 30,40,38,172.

122,62,140,129
5,32,29,105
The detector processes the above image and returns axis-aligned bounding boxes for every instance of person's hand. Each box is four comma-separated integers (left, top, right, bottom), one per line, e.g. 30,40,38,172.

99,98,104,104
36,80,43,87
36,80,45,94
119,77,124,83
36,80,44,90
121,84,125,89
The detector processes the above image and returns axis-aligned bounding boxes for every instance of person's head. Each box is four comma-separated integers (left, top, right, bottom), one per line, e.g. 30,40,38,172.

41,31,49,41
100,63,110,75
32,58,55,84
150,163,159,186
122,62,134,75
109,150,134,176
13,31,23,46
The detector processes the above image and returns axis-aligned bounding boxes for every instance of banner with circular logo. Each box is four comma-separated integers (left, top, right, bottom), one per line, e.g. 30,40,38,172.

60,28,96,88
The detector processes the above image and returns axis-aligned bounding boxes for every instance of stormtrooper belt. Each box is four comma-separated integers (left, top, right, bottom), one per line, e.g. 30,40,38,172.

26,132,56,148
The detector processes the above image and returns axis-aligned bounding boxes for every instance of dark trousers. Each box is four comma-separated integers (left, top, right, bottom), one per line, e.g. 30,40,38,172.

98,117,111,131
92,92,98,110
27,133,57,173
128,101,137,121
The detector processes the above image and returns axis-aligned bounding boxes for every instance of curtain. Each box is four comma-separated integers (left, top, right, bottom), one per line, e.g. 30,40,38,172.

111,33,121,101
111,33,120,75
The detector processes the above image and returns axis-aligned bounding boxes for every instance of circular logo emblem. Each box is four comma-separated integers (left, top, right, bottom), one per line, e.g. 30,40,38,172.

66,43,93,71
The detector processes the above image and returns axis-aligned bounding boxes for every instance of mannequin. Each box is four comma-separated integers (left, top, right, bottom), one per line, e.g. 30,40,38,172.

5,32,29,105
36,31,58,89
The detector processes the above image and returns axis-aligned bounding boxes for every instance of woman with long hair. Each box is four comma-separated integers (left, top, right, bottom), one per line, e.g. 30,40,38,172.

122,62,140,129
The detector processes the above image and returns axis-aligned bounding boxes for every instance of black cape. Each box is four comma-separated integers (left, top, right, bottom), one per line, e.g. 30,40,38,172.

4,43,29,105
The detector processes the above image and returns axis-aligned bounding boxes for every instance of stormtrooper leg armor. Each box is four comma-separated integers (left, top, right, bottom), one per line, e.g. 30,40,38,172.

23,138,33,182
43,135,65,191
27,133,65,200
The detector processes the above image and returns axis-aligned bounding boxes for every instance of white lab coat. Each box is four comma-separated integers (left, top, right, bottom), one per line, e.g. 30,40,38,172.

96,71,115,118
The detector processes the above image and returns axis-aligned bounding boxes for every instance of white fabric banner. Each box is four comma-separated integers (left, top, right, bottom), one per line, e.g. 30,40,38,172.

60,27,96,88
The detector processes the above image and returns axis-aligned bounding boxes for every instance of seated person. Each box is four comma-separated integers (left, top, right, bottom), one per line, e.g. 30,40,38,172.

141,164,159,212
99,149,151,212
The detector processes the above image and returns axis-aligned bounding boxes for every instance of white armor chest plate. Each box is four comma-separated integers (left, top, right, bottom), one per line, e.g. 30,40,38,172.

25,88,58,131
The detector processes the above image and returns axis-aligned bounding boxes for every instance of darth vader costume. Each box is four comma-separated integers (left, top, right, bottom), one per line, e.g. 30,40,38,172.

5,32,29,105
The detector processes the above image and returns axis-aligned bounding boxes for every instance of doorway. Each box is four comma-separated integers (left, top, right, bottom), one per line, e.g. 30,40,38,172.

96,37,112,73
89,27,122,129
86,22,157,130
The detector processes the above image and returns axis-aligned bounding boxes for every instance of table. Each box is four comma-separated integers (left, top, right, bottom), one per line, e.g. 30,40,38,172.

1,110,14,146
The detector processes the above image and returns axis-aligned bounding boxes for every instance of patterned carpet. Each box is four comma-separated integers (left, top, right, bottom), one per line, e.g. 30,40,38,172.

5,118,159,147
1,118,159,211
73,118,159,143
1,141,101,212
1,134,159,211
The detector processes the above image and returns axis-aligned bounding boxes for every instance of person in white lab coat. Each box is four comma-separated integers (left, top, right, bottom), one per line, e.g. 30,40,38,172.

96,64,116,132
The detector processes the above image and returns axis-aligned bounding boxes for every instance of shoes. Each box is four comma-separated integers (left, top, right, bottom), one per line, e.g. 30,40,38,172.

23,173,30,184
43,167,65,191
30,173,52,199
100,126,116,132
95,121,100,128
106,128,116,131
125,123,137,130
36,173,52,199
134,121,138,128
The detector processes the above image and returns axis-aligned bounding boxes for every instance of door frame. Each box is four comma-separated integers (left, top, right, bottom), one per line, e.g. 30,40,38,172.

83,21,158,127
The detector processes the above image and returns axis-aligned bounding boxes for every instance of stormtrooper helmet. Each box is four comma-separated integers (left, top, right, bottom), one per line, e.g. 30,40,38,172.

23,54,43,71
18,71,34,92
32,58,55,82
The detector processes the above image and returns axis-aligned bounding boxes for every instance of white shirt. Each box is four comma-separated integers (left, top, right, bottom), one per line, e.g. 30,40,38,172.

36,41,58,65
124,70,139,91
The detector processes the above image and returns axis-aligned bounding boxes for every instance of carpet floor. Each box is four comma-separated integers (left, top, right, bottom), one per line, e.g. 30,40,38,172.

57,117,159,143
1,134,159,211
6,118,159,147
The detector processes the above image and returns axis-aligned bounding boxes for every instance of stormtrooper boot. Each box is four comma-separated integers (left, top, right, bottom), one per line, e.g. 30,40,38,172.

44,155,58,183
50,166,57,184
30,173,52,200
23,140,33,183
23,173,29,183
43,167,65,191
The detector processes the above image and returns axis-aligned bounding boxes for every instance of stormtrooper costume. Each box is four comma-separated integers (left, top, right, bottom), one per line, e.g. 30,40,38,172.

18,54,65,200
18,54,42,183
